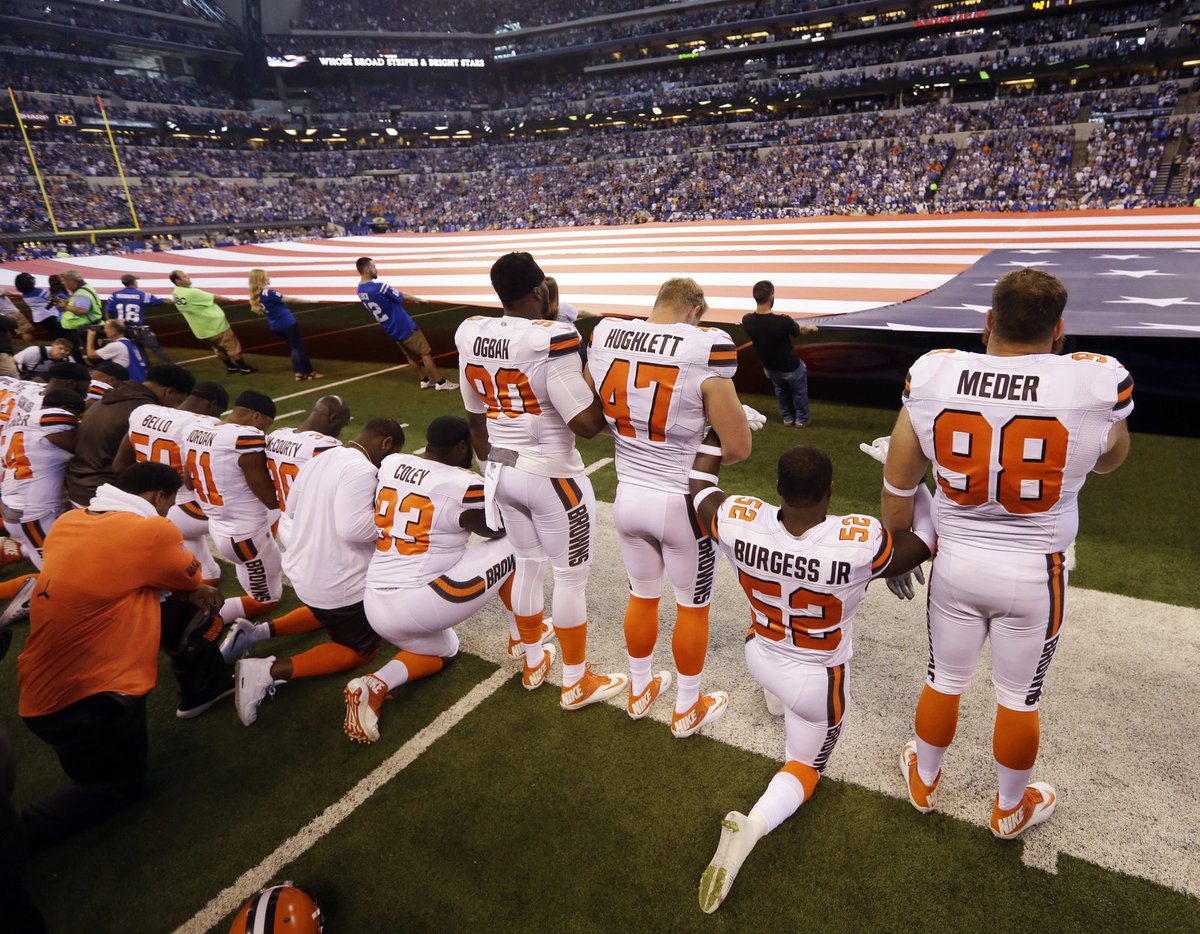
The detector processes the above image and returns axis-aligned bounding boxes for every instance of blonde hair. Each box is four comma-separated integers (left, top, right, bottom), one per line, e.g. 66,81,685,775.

654,277,708,318
248,268,269,315
544,276,560,320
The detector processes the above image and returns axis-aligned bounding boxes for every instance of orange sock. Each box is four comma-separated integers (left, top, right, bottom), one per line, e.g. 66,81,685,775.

915,684,961,747
993,705,1040,769
0,573,36,601
515,611,544,646
289,642,376,679
554,621,588,667
241,596,278,619
391,650,444,685
498,574,514,612
780,760,821,801
271,606,322,636
672,604,710,676
623,594,660,658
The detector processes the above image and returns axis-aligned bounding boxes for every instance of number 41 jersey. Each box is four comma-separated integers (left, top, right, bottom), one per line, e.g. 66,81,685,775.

903,349,1133,554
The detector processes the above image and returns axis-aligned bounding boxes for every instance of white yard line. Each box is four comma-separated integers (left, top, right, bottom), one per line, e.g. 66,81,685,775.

584,457,613,475
174,667,511,934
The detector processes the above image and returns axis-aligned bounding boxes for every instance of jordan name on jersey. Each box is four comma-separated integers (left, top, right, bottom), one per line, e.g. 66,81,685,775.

178,421,268,533
588,319,737,492
367,453,490,590
265,428,340,512
714,497,893,667
903,348,1133,553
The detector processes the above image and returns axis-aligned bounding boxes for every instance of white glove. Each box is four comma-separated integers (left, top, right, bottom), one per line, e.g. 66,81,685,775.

742,404,766,431
858,435,891,464
887,564,926,600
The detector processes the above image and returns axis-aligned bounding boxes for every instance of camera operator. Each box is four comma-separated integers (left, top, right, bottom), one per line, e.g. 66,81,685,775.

85,320,148,383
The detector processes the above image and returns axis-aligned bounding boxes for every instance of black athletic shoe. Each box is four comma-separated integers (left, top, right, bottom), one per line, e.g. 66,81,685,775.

225,366,240,375
176,677,235,720
237,364,258,375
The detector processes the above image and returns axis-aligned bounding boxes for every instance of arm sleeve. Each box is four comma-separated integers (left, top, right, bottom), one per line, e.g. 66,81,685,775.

545,355,596,423
789,318,801,336
1111,363,1134,423
707,337,738,378
332,464,380,544
146,293,164,306
868,521,896,580
69,294,91,312
144,520,204,591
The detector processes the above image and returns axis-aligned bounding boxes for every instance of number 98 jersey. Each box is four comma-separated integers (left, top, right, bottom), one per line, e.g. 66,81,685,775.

366,453,486,590
265,428,340,513
903,349,1133,554
713,496,894,668
588,319,736,493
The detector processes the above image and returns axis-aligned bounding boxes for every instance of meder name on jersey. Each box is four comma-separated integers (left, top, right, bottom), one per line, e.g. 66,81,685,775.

734,539,853,586
955,369,1040,402
600,326,686,357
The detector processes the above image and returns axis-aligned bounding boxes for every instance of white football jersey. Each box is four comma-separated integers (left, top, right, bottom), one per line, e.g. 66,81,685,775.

265,427,340,512
903,349,1133,553
0,376,26,425
178,420,269,535
713,496,894,667
367,453,486,590
87,379,111,404
588,318,737,493
455,315,591,477
0,404,77,519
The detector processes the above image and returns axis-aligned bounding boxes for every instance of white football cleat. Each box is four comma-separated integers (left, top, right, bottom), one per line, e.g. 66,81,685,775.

762,689,784,717
0,576,37,630
698,811,766,913
990,782,1057,840
219,617,269,664
234,656,281,726
434,379,459,391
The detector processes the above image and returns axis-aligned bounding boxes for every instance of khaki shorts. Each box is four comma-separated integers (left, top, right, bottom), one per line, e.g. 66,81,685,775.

205,327,242,360
397,328,431,357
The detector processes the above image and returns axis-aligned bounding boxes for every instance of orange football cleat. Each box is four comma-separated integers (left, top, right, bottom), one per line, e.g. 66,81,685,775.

991,783,1057,840
627,670,672,720
522,643,556,691
560,666,627,710
671,690,729,738
900,740,939,813
344,674,389,743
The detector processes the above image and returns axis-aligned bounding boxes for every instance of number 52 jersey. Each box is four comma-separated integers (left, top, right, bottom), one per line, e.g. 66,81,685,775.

903,349,1133,553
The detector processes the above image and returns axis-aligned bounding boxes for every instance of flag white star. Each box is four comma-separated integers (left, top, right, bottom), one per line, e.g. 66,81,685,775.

973,280,999,287
1104,296,1200,308
1095,254,1150,260
1116,323,1200,333
998,261,1059,267
1097,269,1174,278
932,304,990,313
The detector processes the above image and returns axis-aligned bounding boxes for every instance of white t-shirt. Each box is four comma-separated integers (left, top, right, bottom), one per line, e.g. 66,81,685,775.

282,446,379,609
95,340,131,368
13,346,55,378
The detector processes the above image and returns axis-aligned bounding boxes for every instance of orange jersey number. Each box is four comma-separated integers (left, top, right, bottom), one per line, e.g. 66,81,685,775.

932,410,1068,514
185,449,224,506
464,364,541,419
266,460,300,512
2,431,32,481
130,431,183,472
737,569,845,653
597,359,680,442
375,489,434,555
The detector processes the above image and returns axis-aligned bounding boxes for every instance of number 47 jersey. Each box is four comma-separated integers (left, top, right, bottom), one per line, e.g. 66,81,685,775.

903,349,1133,554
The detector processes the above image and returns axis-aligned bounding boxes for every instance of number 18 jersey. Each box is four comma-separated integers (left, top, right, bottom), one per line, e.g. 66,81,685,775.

588,319,736,493
903,349,1132,554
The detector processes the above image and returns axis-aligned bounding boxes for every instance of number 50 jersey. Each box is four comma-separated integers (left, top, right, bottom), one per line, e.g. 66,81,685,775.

455,315,593,478
903,349,1133,554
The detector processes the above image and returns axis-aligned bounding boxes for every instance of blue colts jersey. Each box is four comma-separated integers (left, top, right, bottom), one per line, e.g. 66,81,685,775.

104,288,164,326
357,280,416,342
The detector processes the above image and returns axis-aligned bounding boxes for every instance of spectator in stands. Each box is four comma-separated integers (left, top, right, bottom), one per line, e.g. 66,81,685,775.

104,273,174,364
16,462,227,847
14,338,73,380
168,270,257,375
247,269,323,381
741,280,814,427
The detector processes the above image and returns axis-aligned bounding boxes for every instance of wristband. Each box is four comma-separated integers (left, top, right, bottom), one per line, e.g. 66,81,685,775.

883,477,920,497
697,443,723,458
690,470,720,485
692,486,724,511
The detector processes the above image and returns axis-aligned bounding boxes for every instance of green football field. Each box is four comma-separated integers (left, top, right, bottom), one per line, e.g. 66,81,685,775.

1,300,1197,932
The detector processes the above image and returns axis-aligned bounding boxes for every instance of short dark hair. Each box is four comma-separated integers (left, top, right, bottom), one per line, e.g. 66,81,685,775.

48,362,91,383
355,256,373,274
425,415,469,448
490,252,545,304
752,280,774,304
363,416,405,449
777,445,833,508
114,461,182,498
13,272,34,293
145,364,196,395
991,269,1067,344
168,270,184,285
42,387,85,413
234,389,276,419
191,381,229,411
94,361,129,382
48,274,63,292
120,274,138,287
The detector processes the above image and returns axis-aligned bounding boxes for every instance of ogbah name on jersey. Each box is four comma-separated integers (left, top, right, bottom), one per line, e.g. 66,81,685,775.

471,337,511,360
955,369,1040,402
734,538,852,586
600,326,686,357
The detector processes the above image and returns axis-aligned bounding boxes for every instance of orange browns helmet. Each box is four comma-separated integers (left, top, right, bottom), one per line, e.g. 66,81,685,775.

229,882,323,933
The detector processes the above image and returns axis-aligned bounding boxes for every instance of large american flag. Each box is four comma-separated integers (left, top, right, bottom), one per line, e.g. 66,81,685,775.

4,210,1200,325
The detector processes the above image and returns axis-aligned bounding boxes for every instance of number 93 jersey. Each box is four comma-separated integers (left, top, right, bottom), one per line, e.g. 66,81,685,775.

367,453,486,590
588,319,737,493
265,427,340,513
903,349,1133,554
713,496,894,668
455,315,592,478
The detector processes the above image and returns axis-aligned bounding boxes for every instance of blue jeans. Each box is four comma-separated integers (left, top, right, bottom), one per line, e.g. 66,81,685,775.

764,362,809,424
274,323,313,375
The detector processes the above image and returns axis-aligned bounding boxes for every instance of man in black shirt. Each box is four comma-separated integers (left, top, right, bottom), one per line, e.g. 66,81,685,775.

740,281,813,427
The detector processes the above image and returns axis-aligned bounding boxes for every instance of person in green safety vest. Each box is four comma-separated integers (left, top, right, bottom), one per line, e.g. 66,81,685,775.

58,271,103,364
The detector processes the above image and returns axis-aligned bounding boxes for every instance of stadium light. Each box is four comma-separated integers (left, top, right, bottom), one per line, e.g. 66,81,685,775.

285,128,297,135
652,107,662,115
435,124,449,130
385,127,399,136
305,128,317,135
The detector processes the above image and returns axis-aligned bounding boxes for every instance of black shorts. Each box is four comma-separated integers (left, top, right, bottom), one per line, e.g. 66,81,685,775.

310,601,381,656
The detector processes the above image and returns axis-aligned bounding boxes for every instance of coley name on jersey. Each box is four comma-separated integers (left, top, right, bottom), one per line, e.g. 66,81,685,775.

600,327,687,357
391,462,431,486
733,539,853,586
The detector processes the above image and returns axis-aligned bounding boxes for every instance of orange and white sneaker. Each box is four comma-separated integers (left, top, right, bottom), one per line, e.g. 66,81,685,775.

344,674,389,743
0,537,23,570
522,644,557,691
990,782,1057,840
671,691,729,738
900,740,939,813
627,670,672,720
506,619,555,660
560,666,628,711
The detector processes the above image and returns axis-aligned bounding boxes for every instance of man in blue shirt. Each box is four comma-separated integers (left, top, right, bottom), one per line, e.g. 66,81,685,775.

103,274,173,364
355,257,455,390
